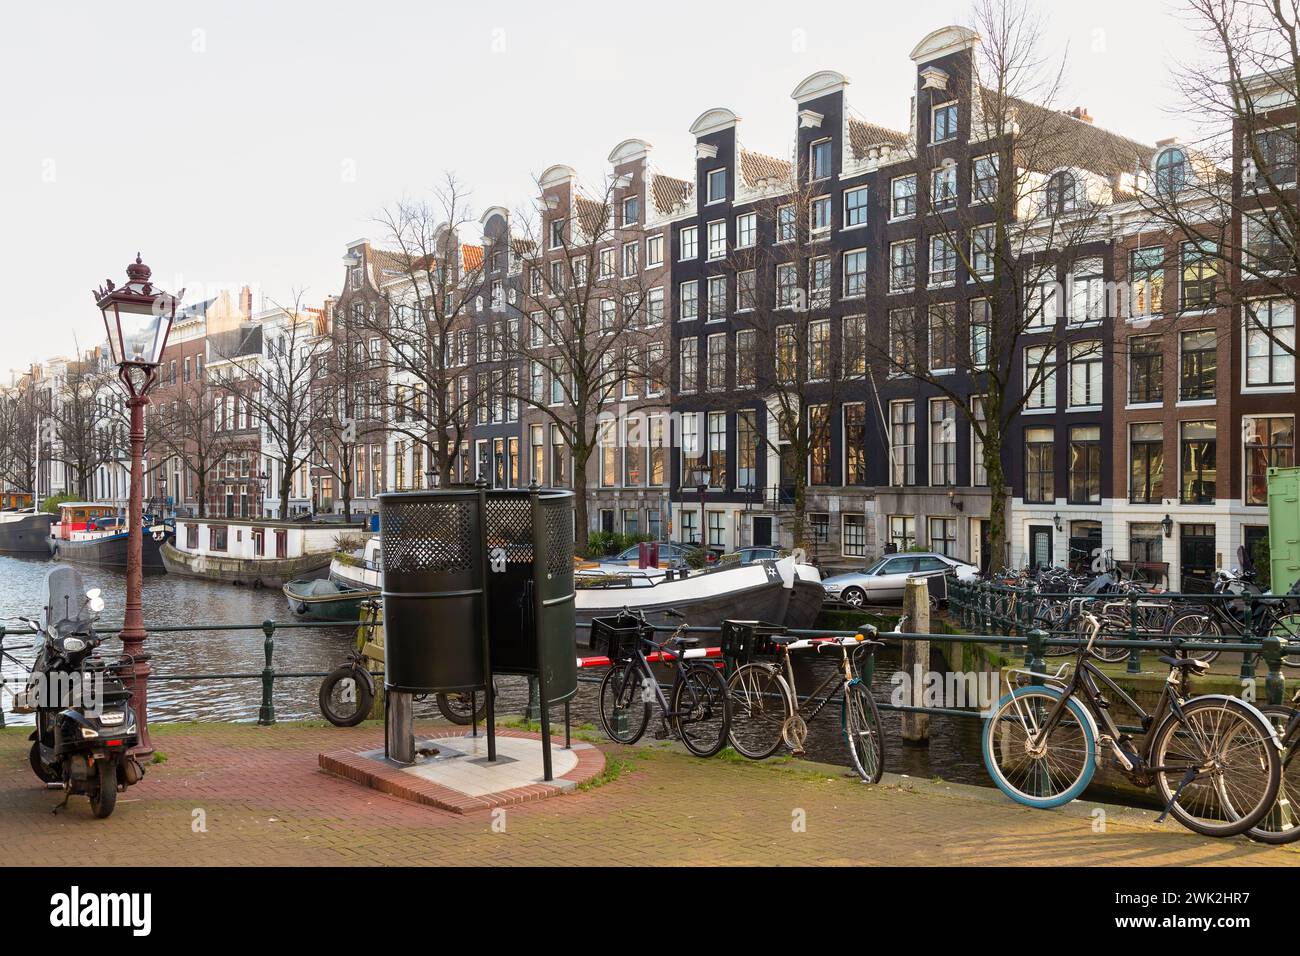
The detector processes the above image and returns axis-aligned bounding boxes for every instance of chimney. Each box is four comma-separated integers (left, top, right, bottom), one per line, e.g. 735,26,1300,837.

240,286,253,321
1066,106,1093,124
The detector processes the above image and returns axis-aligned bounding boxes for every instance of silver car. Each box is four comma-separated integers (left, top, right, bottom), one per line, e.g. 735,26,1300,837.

822,553,979,607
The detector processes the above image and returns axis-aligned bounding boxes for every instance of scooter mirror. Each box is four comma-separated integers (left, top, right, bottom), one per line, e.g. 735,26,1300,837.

87,595,106,614
85,588,101,600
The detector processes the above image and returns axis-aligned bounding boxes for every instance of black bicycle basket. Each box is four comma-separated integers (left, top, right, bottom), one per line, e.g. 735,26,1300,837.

719,620,785,666
590,613,651,661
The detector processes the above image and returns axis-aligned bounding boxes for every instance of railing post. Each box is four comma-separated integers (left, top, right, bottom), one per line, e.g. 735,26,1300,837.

1126,594,1141,675
258,619,276,726
1262,633,1285,706
900,578,931,744
998,584,1010,652
1027,628,1047,687
0,625,6,729
1240,592,1256,685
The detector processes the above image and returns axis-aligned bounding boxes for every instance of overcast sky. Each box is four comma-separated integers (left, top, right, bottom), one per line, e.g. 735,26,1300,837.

1,0,1202,374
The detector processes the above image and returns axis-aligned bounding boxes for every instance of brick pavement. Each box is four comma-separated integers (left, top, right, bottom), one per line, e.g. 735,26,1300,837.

1,721,1295,866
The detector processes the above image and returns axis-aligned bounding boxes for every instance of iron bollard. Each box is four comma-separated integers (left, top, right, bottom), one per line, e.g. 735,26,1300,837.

1126,594,1141,675
0,625,6,729
1240,593,1256,684
1262,634,1285,706
1027,628,1047,686
258,619,276,726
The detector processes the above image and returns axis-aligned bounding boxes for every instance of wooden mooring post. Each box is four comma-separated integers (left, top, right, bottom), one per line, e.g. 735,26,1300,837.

901,577,930,744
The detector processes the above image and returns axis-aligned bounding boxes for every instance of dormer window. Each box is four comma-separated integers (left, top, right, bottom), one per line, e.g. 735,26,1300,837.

809,139,832,180
706,168,727,204
932,102,957,144
1154,147,1187,197
1044,171,1077,216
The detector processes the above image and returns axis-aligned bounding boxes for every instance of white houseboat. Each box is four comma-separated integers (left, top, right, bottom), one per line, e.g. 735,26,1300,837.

161,517,367,587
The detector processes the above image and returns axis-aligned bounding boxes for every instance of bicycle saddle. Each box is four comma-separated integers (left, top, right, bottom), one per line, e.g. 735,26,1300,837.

1158,655,1211,674
671,635,700,647
770,635,799,645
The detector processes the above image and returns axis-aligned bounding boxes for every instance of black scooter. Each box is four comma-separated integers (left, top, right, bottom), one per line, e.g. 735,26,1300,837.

17,566,145,818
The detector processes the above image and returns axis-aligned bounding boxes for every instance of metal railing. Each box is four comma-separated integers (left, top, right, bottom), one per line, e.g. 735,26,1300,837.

0,619,355,729
948,577,1297,684
2,603,1294,734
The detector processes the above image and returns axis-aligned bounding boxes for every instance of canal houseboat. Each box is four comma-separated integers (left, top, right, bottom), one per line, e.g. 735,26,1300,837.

574,555,824,638
161,517,367,588
48,502,167,571
0,507,54,556
328,535,382,590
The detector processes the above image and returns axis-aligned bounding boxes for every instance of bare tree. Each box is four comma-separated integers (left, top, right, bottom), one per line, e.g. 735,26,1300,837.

508,172,663,551
49,350,123,499
861,0,1131,567
1134,0,1299,362
721,162,854,549
363,175,488,488
146,373,242,518
309,329,382,522
0,377,43,497
214,293,328,519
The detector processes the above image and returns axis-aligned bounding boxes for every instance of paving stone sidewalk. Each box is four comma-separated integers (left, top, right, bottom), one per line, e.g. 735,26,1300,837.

1,721,1294,867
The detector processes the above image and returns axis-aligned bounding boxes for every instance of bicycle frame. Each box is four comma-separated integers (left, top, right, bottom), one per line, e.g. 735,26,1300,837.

779,642,862,724
614,633,704,719
1013,648,1191,779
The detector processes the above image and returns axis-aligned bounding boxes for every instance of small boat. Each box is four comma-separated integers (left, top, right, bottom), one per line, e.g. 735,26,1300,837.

48,502,166,572
0,509,54,556
329,535,381,590
284,577,379,621
573,555,824,642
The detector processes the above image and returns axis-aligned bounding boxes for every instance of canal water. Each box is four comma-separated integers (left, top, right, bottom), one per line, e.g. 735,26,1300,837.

0,554,986,785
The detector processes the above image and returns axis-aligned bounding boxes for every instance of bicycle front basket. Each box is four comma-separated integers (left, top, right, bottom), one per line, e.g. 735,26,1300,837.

590,613,647,662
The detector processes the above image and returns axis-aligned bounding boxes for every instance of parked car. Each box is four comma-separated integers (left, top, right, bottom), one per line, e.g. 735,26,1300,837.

723,546,782,564
822,553,979,607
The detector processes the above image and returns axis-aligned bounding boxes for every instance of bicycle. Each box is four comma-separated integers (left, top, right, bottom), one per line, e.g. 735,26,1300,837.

726,627,884,783
982,611,1283,837
1245,692,1300,844
596,607,731,757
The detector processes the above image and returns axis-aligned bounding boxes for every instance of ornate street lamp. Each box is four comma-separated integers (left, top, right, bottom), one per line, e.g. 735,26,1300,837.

93,254,182,757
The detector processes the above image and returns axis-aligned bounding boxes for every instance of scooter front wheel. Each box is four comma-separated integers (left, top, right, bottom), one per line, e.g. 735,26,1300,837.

28,742,58,783
319,665,374,727
89,758,117,819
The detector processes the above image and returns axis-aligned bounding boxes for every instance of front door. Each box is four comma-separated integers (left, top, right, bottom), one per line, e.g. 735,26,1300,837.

752,516,773,548
1180,523,1216,593
1028,525,1053,569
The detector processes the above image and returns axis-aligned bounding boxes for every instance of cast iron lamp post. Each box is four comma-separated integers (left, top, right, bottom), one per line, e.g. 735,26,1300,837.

94,254,182,756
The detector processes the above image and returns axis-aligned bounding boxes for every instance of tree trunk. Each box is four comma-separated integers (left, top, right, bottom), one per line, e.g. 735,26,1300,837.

196,474,207,518
791,469,808,552
342,475,352,523
279,470,292,521
571,448,591,554
984,428,1007,573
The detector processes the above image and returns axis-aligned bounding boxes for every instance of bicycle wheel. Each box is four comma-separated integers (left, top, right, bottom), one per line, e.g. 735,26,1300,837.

1091,614,1135,664
598,662,651,745
1247,704,1300,845
1165,610,1224,664
1272,614,1300,668
842,681,885,783
726,663,793,759
981,686,1096,808
672,663,730,757
1150,696,1281,837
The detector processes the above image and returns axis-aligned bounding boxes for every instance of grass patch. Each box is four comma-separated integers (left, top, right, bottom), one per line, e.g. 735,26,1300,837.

151,751,167,765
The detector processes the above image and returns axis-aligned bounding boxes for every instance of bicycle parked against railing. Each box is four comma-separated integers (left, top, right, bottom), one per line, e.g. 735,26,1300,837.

1245,689,1300,844
982,611,1283,837
595,607,731,757
726,627,884,783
